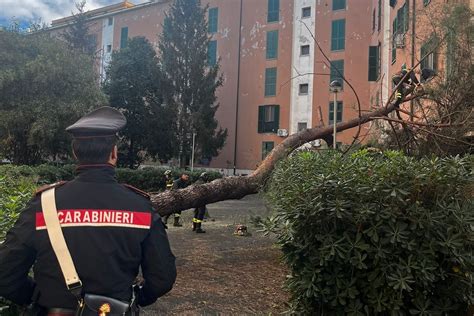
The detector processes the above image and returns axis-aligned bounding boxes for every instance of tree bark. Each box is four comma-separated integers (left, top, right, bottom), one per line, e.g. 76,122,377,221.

151,102,398,216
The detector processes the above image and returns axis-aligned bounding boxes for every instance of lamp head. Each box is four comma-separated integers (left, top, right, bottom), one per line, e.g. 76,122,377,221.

329,80,343,93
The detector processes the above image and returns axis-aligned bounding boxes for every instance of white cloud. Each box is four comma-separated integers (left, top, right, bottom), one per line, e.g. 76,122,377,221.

0,0,148,26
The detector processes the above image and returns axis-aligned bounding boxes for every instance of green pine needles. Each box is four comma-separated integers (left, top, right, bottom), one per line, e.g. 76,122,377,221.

263,150,473,315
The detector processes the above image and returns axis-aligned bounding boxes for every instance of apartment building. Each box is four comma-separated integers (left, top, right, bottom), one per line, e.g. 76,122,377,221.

52,0,461,173
369,0,472,125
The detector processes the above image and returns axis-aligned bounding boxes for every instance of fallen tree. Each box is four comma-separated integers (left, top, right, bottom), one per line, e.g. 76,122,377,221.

151,100,404,215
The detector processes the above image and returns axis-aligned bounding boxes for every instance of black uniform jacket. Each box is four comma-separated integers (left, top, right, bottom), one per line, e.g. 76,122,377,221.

0,165,176,309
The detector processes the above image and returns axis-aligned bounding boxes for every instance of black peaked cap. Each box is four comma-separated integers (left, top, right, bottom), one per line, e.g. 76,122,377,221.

66,106,127,138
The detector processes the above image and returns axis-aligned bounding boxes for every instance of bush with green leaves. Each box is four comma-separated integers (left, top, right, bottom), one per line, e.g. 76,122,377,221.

0,164,222,192
262,150,473,315
0,173,36,313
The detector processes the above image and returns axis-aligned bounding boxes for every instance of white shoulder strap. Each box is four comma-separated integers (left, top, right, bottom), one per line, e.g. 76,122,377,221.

41,188,82,292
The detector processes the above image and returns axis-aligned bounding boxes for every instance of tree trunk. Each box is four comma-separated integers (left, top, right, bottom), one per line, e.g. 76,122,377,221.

150,102,399,216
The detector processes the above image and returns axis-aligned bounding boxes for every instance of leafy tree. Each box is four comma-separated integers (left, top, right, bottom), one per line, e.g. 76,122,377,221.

0,29,106,164
62,1,97,55
104,36,174,168
159,0,227,167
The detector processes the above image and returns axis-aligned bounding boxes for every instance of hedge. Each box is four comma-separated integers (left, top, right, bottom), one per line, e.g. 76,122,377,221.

0,164,222,192
262,150,473,315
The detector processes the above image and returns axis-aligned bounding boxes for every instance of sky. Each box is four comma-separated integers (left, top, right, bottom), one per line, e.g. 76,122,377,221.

0,0,147,29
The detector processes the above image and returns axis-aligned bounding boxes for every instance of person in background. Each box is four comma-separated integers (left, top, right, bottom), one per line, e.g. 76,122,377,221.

192,172,208,233
162,169,174,226
170,172,190,227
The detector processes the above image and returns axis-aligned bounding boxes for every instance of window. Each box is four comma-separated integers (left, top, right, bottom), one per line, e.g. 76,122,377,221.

262,141,275,160
420,38,438,71
396,2,409,34
120,27,128,49
377,0,382,32
392,18,397,63
331,19,345,51
329,101,343,124
86,34,97,50
258,105,280,133
297,122,307,131
266,30,279,59
333,0,346,10
404,1,410,33
108,17,113,26
300,45,310,56
299,83,309,95
330,60,344,89
208,40,217,66
302,6,311,18
208,7,218,33
106,44,112,53
265,68,277,97
368,45,380,81
268,0,280,23
423,0,431,5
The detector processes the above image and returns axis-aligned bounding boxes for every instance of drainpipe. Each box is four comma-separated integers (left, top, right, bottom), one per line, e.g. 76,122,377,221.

410,0,416,121
233,0,243,175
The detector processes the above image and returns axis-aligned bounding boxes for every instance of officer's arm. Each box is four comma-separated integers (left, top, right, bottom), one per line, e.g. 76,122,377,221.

138,213,176,306
0,202,37,305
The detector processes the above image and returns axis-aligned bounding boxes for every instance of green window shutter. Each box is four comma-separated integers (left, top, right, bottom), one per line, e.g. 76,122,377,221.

273,105,280,132
208,8,218,33
392,18,397,63
337,102,343,122
404,1,410,33
258,106,265,133
266,30,279,59
333,0,346,10
265,68,277,97
377,0,382,31
208,40,217,66
120,27,128,49
423,0,431,6
268,0,280,22
330,60,344,88
329,102,335,124
368,46,378,81
397,7,404,34
331,19,345,51
262,141,275,160
329,102,343,124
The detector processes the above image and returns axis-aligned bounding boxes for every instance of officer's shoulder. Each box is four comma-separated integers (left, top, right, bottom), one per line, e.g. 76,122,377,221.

34,181,68,196
122,184,150,200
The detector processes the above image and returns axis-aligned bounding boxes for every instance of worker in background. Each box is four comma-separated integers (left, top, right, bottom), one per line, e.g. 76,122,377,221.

170,172,190,227
162,169,174,226
192,172,208,233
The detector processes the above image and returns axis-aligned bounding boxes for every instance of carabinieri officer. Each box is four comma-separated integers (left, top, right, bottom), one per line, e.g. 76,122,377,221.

0,107,176,314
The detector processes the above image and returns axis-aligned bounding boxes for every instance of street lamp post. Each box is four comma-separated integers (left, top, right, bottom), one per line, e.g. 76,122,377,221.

329,80,343,149
191,132,196,172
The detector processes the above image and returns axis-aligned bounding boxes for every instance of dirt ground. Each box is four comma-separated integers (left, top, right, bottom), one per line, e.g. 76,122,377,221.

142,195,289,315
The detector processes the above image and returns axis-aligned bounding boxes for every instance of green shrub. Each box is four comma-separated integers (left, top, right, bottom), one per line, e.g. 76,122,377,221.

0,172,36,313
262,150,473,315
0,165,222,192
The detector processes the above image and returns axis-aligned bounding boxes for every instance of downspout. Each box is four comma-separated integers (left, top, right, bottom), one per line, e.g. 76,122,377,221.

410,0,416,121
233,0,243,175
